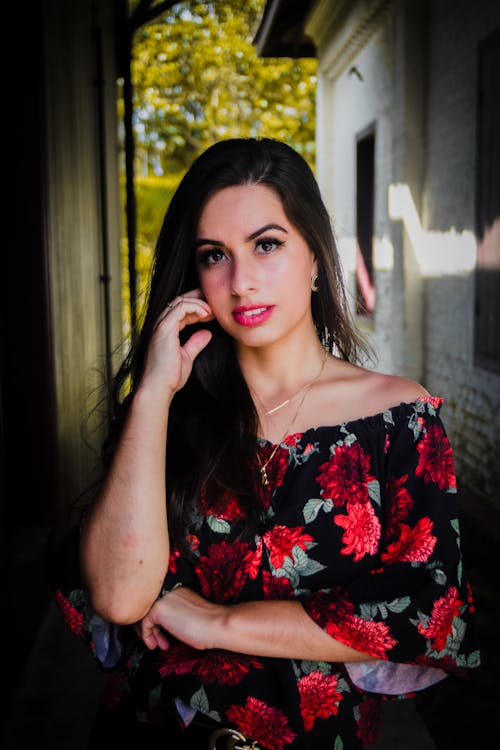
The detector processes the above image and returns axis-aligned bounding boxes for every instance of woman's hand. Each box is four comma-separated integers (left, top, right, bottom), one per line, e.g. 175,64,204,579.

137,587,226,651
136,589,376,662
141,288,214,397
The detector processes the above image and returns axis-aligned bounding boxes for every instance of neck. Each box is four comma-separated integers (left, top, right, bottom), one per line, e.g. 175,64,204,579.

237,335,327,407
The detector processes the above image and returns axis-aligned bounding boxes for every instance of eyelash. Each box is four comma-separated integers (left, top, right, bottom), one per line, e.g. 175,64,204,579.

197,237,285,267
197,248,226,266
256,237,285,254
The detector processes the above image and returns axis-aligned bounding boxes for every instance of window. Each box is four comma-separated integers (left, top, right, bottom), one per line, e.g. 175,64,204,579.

475,26,500,373
356,128,376,317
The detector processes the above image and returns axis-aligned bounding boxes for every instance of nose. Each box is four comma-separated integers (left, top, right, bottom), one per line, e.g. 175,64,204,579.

230,254,258,297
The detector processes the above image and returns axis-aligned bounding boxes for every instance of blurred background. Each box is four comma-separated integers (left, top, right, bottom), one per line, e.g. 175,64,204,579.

2,1,499,747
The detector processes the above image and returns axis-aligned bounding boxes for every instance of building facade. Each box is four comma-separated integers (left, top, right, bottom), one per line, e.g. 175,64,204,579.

259,0,500,514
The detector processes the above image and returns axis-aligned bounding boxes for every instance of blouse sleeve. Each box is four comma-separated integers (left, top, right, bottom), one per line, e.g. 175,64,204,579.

48,519,198,669
302,398,480,695
48,522,127,670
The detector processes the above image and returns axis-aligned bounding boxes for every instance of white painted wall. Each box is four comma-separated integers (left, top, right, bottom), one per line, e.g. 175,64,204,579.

308,0,500,508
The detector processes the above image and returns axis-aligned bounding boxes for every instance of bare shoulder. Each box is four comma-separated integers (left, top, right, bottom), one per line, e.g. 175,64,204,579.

320,358,431,424
366,371,430,407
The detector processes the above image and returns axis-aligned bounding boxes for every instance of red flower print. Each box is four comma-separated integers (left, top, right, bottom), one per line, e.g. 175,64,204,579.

305,590,355,631
418,586,464,652
334,502,381,561
247,538,263,580
226,697,296,750
416,424,456,491
384,434,390,454
55,590,84,636
159,644,263,685
414,653,459,672
298,671,342,730
316,442,374,506
356,696,381,744
284,433,301,447
254,444,289,508
262,525,314,569
257,445,289,486
384,474,413,539
197,652,263,686
168,546,181,574
262,570,295,599
420,396,443,410
199,484,246,521
326,615,397,658
196,540,254,602
465,581,476,613
381,517,437,563
157,642,202,677
167,536,198,572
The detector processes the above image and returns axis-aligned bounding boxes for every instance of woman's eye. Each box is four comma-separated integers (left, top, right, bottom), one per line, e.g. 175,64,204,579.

256,238,284,254
198,248,227,266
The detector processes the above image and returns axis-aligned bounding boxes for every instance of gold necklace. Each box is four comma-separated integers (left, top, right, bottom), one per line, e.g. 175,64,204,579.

256,350,328,486
252,381,309,417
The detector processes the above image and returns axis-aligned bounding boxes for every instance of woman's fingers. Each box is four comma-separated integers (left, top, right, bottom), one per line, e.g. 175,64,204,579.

154,299,213,338
142,289,214,395
158,289,213,324
182,328,213,362
137,618,170,651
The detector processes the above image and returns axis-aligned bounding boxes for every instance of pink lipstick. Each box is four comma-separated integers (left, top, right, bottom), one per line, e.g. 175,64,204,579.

232,305,274,327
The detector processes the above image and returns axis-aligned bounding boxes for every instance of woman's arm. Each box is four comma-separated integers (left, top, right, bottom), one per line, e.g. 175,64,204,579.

80,293,213,624
138,587,374,662
80,383,172,624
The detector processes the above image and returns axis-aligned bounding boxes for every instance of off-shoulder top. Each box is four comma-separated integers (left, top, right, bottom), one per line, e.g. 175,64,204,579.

51,398,480,750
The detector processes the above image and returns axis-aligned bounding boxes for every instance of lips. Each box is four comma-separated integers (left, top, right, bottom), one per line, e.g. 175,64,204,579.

232,305,275,327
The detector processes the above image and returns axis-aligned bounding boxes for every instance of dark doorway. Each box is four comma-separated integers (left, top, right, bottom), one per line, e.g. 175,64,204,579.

356,129,376,317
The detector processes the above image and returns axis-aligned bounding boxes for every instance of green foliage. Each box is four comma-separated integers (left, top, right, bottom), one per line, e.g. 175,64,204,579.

134,173,183,244
131,0,317,173
121,173,185,333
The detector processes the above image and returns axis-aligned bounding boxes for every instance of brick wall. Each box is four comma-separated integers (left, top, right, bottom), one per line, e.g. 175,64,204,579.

422,0,500,508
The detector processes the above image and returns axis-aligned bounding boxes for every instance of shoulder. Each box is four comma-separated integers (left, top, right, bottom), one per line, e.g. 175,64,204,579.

365,371,430,409
320,358,431,424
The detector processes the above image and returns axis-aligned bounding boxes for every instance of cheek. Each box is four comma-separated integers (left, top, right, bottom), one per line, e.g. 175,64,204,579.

281,257,313,295
199,272,229,309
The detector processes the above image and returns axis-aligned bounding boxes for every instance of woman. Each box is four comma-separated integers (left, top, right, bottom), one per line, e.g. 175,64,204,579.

52,138,479,750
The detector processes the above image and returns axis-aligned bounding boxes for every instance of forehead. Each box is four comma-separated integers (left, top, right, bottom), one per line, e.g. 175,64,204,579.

198,184,286,232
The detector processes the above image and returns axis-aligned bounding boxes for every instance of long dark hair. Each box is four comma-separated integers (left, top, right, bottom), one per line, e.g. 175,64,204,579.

106,138,368,549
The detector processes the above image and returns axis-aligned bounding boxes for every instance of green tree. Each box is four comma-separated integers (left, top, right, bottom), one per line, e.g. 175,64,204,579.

132,0,317,173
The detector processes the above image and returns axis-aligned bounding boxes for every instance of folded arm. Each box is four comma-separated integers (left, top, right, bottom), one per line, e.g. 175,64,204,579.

137,586,374,662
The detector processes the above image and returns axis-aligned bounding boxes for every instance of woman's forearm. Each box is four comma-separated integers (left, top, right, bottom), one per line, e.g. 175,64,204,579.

141,588,375,663
80,384,172,624
220,600,374,662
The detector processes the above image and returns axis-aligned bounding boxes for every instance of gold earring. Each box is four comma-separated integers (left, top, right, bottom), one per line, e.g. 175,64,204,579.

311,273,319,292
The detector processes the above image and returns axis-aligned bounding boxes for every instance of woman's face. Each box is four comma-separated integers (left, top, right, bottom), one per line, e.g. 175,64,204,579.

195,183,317,350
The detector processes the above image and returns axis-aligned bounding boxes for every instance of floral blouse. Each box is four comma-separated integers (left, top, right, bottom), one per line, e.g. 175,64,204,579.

52,398,480,750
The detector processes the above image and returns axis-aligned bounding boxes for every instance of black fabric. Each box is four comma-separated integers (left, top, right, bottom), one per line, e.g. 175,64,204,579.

87,706,221,749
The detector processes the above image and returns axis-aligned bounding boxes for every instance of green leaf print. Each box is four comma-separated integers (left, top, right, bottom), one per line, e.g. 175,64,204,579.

303,497,333,523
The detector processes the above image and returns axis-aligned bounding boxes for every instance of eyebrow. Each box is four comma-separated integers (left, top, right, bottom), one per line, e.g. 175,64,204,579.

194,223,288,249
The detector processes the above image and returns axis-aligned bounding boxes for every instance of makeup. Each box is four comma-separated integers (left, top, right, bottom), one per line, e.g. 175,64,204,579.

232,305,274,327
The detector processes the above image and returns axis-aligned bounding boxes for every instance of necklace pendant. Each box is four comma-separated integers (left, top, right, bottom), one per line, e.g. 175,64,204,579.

260,465,269,486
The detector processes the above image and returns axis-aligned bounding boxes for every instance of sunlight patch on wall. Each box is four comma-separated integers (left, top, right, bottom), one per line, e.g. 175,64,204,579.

374,236,394,270
388,183,476,276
